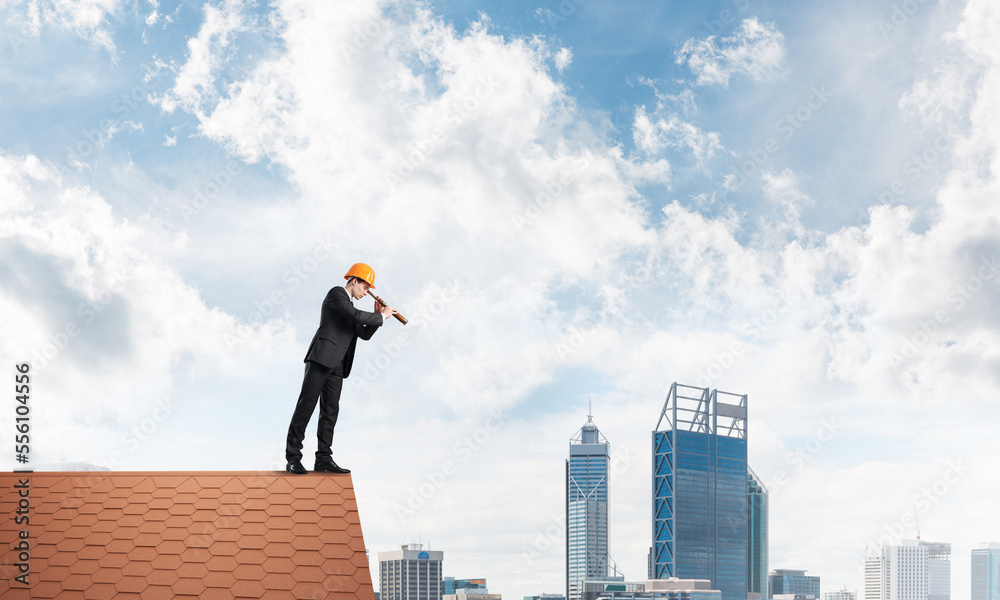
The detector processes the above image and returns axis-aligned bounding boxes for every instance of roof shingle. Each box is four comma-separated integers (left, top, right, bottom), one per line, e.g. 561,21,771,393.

0,471,377,600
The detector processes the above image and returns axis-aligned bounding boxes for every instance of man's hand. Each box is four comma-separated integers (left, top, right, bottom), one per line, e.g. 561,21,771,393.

378,304,397,319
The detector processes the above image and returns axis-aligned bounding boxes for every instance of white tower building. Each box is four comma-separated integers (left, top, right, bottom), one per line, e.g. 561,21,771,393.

380,543,444,600
865,540,949,600
566,411,612,600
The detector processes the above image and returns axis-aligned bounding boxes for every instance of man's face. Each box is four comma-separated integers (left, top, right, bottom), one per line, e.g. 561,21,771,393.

350,279,371,299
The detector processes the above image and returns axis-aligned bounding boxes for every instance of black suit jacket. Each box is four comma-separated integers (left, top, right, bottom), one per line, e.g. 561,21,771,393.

303,286,383,378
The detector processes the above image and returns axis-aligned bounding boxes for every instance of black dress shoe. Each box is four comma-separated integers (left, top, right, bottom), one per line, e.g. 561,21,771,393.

285,459,307,474
314,459,350,474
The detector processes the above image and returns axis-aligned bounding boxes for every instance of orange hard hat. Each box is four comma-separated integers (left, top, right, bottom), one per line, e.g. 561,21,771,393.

344,263,376,288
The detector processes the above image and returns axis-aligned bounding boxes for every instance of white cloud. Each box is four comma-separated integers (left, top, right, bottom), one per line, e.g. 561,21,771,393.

554,46,572,72
1,0,125,55
144,0,159,26
160,1,661,285
755,168,811,244
0,152,298,468
618,153,671,185
761,168,808,206
632,104,723,168
0,153,46,212
675,17,787,86
635,76,698,116
898,66,973,126
155,0,254,116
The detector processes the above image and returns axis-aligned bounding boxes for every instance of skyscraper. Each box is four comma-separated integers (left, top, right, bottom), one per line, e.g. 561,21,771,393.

923,542,951,600
865,540,929,600
972,543,1000,600
748,468,769,599
652,383,748,600
380,543,444,600
567,411,612,600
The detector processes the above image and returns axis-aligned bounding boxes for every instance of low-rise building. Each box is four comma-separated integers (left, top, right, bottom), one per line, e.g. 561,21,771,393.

445,578,489,595
443,589,501,600
580,577,722,600
769,570,820,600
822,587,856,600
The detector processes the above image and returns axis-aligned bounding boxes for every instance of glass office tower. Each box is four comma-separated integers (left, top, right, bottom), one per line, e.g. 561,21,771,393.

653,383,748,600
923,542,951,600
747,468,769,599
972,543,1000,600
567,412,612,600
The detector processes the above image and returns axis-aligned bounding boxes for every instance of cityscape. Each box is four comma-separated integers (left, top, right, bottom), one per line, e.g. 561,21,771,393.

372,383,1000,600
1,0,998,598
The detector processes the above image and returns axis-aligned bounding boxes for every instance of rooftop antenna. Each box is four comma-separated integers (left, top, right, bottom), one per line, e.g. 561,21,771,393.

587,397,593,422
913,504,920,541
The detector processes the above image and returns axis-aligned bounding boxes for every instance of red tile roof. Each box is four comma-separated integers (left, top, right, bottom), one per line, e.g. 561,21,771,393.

0,471,376,599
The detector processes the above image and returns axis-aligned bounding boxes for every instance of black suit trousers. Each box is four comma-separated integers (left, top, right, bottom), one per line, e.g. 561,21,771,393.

285,360,345,462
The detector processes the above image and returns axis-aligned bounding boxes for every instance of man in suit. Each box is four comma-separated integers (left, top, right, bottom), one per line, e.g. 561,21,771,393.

285,263,396,474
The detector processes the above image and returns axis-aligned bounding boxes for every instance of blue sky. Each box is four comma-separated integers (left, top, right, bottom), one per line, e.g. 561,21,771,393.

2,1,999,598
